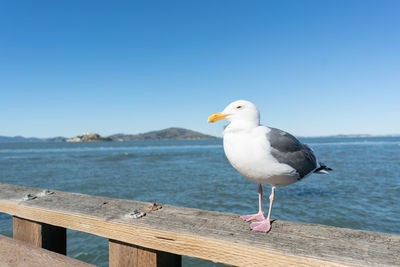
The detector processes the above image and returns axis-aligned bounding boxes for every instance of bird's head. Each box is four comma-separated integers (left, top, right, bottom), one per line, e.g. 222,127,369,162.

208,100,260,127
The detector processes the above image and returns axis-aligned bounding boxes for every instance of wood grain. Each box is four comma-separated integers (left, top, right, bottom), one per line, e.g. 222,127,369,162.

109,239,138,267
1,183,399,267
109,239,181,267
0,234,94,267
13,216,42,247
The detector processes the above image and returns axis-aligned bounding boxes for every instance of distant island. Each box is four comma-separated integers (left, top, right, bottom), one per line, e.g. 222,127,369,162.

0,128,219,143
109,127,218,141
67,133,112,142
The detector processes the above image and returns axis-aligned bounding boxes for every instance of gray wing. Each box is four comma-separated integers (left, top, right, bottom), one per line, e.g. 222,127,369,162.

266,127,318,179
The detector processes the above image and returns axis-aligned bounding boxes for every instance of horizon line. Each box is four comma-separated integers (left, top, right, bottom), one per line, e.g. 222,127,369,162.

1,128,400,140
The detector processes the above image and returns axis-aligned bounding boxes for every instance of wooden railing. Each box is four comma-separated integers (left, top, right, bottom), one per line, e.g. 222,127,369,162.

0,183,399,266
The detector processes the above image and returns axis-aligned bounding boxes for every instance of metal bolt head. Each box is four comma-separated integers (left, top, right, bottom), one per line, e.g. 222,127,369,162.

128,209,146,219
37,190,54,197
22,194,37,201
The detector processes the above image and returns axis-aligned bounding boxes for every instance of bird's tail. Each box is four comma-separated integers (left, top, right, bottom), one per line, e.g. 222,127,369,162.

314,162,332,174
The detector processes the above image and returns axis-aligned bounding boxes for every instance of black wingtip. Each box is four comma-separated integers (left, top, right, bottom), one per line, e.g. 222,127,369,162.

314,163,332,173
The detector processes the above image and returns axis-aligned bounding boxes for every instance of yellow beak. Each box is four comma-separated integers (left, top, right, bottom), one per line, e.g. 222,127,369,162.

208,112,228,123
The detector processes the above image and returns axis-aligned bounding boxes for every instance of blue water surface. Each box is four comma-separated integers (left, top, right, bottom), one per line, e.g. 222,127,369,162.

0,137,399,266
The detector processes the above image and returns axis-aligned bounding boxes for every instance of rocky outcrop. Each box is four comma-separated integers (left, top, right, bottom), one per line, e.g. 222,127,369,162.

66,133,112,142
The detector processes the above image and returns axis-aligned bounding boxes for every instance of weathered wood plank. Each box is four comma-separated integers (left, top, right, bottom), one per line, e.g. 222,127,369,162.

109,239,181,267
0,183,399,267
13,216,42,247
0,234,94,267
109,239,138,267
13,216,67,254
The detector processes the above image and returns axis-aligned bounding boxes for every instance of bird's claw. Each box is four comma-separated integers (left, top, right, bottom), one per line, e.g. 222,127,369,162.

250,219,271,232
240,212,265,222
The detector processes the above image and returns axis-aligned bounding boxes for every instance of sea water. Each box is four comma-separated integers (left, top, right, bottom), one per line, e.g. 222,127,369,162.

0,137,399,266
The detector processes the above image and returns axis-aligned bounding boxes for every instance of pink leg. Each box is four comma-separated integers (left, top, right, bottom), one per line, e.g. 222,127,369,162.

240,184,265,222
250,186,275,232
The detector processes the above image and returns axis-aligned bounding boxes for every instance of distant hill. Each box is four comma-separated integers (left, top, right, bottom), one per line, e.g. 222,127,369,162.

0,128,218,143
0,136,44,143
47,136,68,142
109,127,218,141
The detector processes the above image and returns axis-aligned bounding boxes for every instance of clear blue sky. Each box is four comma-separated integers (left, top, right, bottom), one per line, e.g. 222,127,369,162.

1,1,399,138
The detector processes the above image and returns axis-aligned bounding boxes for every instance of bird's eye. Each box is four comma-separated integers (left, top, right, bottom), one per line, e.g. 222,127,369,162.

236,105,243,109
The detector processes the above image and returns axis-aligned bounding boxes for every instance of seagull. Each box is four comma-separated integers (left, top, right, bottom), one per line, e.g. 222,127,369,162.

208,100,331,232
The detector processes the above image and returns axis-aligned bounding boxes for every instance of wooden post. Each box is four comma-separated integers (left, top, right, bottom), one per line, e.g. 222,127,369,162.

109,239,181,267
13,216,66,255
